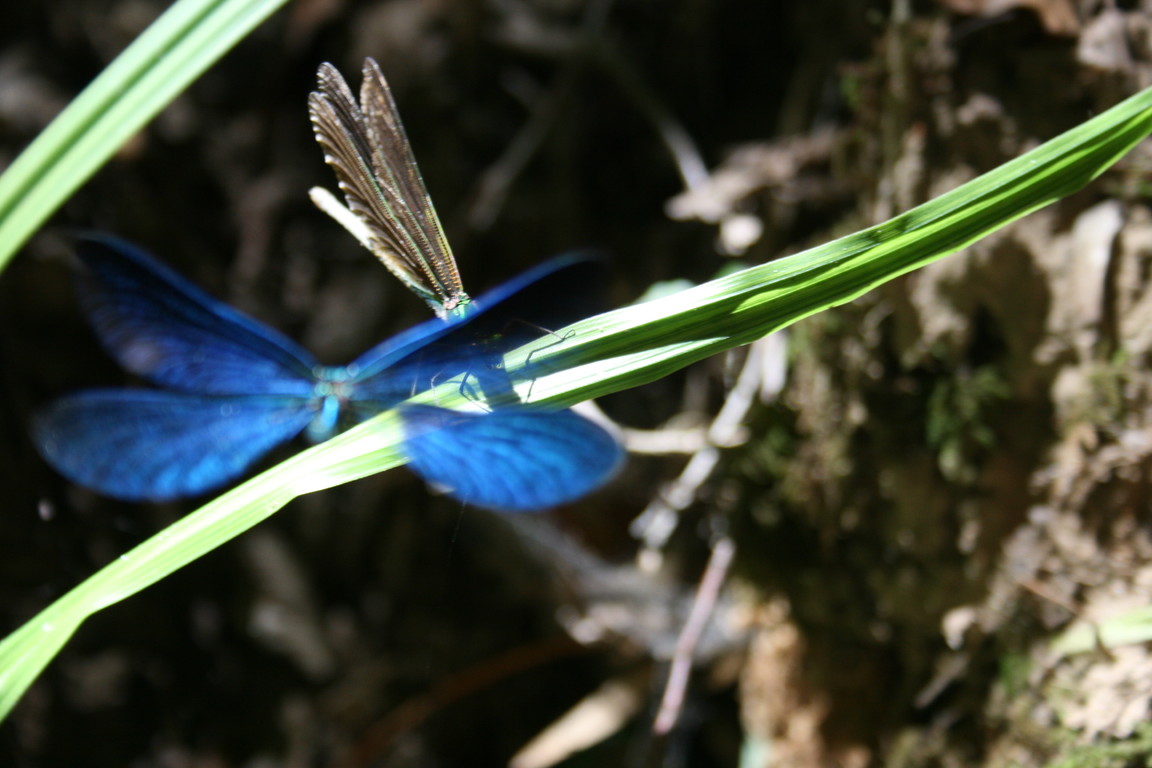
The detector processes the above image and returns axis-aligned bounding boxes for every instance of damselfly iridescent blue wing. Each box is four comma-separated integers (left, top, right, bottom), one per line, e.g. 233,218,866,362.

35,236,621,508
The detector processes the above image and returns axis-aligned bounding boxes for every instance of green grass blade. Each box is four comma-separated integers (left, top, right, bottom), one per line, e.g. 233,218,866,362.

0,0,290,271
509,84,1152,404
4,85,1152,723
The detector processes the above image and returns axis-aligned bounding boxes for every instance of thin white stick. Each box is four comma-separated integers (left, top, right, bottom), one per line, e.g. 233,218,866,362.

309,186,376,253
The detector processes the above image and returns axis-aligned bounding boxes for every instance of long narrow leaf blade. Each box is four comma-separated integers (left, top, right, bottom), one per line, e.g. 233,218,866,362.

511,85,1152,405
0,0,291,271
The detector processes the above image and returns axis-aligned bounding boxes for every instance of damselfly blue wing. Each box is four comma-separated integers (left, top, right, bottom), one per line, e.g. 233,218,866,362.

401,406,621,512
73,235,319,396
35,236,621,508
36,388,317,500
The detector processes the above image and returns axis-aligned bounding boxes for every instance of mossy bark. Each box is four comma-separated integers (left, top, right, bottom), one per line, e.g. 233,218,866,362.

731,4,1152,766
